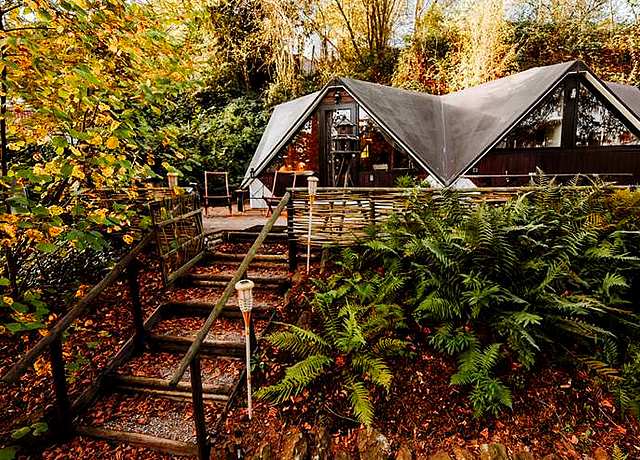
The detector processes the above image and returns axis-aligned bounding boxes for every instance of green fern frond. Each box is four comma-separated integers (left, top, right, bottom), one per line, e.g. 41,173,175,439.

351,354,393,389
348,380,375,426
255,354,332,404
267,324,330,357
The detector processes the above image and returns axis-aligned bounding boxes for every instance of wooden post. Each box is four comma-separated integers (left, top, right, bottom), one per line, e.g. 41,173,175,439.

50,335,72,438
126,260,145,349
190,356,209,460
287,194,297,272
235,189,244,213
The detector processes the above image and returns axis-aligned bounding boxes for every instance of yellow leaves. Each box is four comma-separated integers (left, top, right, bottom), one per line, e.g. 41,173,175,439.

75,284,90,298
2,296,14,307
48,226,64,238
34,356,52,377
48,205,64,216
25,229,45,242
33,164,48,176
0,223,17,239
88,134,103,146
106,136,120,149
71,165,85,180
8,141,26,151
122,234,134,245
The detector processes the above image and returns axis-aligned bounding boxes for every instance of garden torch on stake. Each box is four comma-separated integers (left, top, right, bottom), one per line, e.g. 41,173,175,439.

235,279,255,419
306,176,319,274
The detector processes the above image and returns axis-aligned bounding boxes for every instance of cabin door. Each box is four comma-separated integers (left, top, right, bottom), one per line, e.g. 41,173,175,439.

319,104,357,187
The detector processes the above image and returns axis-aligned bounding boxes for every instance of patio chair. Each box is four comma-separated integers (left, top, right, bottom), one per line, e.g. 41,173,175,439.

264,170,298,216
203,171,232,216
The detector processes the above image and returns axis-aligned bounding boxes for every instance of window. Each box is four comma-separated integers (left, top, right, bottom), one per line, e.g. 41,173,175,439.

576,83,639,147
496,85,564,149
268,113,320,173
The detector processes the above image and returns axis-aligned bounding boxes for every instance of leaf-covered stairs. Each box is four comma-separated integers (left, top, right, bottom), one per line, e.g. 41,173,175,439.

74,229,292,457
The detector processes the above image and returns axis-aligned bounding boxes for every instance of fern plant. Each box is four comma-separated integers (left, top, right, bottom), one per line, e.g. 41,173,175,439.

256,248,410,426
363,180,640,417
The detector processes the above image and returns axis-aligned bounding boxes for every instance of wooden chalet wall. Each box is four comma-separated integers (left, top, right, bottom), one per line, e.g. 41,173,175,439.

470,146,640,186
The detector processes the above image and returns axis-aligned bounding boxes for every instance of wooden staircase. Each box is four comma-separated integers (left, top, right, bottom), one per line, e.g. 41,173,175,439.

73,228,292,457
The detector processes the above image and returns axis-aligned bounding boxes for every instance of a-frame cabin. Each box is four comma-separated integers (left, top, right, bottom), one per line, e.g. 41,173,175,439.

244,61,640,207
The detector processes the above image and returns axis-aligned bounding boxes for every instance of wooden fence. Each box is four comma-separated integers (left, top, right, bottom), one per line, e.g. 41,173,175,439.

148,193,205,285
287,186,631,247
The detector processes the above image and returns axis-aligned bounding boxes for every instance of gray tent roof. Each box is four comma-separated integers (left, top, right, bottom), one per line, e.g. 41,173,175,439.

245,60,640,186
606,81,640,117
243,90,321,186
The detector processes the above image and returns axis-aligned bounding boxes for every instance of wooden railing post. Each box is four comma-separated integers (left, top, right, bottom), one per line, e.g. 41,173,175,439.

49,335,72,438
190,356,209,460
287,193,297,272
126,259,145,349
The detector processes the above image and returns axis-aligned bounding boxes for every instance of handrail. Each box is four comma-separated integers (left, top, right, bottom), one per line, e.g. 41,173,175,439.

168,192,291,387
1,232,154,385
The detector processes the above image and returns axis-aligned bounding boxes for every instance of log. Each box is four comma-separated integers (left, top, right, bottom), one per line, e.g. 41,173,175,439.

147,334,244,358
114,384,229,402
207,252,288,262
162,301,272,318
75,426,198,456
111,374,234,395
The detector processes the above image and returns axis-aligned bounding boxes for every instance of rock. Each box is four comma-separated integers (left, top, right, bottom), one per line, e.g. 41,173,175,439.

479,443,508,460
430,451,452,460
282,427,309,460
356,428,392,460
593,448,609,460
395,445,413,460
311,427,332,460
452,446,476,460
514,451,534,460
251,442,274,460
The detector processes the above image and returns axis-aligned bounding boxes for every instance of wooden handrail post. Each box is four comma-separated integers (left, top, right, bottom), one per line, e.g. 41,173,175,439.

50,335,72,439
287,192,297,272
126,259,145,349
190,356,209,460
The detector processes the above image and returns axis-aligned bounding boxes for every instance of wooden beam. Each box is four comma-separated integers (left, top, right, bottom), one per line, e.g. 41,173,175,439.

76,426,198,456
110,374,234,395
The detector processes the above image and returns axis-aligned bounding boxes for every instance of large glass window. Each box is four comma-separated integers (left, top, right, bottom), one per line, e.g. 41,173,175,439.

496,85,564,149
267,113,320,173
576,83,639,147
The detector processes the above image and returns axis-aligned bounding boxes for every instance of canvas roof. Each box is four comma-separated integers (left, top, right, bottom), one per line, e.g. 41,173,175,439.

244,60,640,187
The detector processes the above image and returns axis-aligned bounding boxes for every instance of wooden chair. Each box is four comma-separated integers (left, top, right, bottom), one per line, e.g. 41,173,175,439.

264,170,298,215
203,171,232,216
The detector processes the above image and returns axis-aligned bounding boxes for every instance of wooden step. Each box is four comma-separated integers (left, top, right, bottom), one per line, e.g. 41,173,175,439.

207,251,288,263
186,272,289,284
111,374,233,398
163,300,272,318
148,334,244,358
76,426,198,456
188,279,288,290
225,231,288,242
